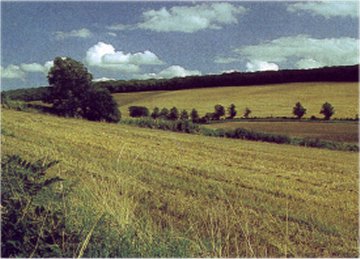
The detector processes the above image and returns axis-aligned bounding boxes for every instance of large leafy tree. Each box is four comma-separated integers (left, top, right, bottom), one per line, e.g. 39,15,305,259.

46,57,120,122
46,57,93,117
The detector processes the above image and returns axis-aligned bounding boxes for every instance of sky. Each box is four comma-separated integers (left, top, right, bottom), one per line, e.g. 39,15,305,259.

1,0,359,90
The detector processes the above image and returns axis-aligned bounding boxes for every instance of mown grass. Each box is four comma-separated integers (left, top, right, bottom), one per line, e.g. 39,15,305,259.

113,82,358,119
1,109,359,257
206,121,359,143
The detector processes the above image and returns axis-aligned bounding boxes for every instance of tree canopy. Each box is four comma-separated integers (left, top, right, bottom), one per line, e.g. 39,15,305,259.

46,57,120,122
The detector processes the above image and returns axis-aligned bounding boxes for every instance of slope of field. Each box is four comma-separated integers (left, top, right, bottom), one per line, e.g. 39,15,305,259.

207,121,359,143
1,109,359,257
113,82,358,119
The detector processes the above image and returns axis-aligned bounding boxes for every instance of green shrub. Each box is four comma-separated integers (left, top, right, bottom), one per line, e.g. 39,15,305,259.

129,106,150,117
121,118,200,134
1,155,79,257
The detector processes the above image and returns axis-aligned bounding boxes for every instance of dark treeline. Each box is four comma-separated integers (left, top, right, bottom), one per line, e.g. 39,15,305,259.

3,65,359,101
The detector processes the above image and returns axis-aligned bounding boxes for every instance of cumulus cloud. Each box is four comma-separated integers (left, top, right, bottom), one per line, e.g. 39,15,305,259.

92,77,116,82
20,63,46,73
137,65,201,79
55,28,92,40
106,3,245,33
237,35,359,69
246,60,279,72
1,61,54,80
287,1,359,18
157,65,201,78
85,42,163,73
1,65,26,79
138,3,246,33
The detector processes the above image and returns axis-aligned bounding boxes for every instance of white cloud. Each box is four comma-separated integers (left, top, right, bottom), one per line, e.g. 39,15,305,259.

1,60,54,80
107,32,117,37
138,65,201,79
137,3,246,33
296,58,325,69
246,60,279,72
92,77,116,82
85,42,163,73
44,61,54,72
237,35,359,69
221,69,239,74
1,65,26,79
106,24,135,31
287,1,359,18
55,28,92,40
214,56,239,64
20,63,46,73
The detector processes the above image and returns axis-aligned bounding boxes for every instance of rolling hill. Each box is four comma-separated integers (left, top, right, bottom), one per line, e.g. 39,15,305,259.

113,82,358,119
1,109,358,257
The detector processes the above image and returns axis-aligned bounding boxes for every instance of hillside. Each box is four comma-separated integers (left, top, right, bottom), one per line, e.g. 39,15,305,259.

114,82,358,118
2,109,358,257
3,65,358,102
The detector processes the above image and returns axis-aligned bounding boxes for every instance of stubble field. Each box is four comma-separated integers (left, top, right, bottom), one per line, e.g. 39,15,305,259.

1,109,358,257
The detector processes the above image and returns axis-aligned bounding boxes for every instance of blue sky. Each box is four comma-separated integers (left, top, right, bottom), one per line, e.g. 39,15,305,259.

1,1,359,90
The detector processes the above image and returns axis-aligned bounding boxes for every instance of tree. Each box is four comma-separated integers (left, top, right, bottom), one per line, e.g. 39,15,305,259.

129,106,149,117
228,104,237,119
180,109,189,120
213,104,225,120
293,102,306,119
190,108,200,123
159,108,169,119
320,102,335,120
81,87,120,122
243,107,252,118
168,107,179,120
46,57,93,117
151,107,160,119
46,57,120,122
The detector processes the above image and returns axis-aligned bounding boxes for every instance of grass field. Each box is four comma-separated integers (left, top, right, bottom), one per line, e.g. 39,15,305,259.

113,82,358,119
1,109,358,257
206,121,359,143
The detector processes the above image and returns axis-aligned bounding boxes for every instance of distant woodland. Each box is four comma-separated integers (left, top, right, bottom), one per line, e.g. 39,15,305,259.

3,64,359,102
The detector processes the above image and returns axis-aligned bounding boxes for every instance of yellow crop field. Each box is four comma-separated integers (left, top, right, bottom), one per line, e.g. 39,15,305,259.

113,82,359,119
1,109,359,257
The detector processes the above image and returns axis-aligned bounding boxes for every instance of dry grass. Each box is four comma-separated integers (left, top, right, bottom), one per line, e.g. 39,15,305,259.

1,109,359,257
206,121,359,143
113,82,358,119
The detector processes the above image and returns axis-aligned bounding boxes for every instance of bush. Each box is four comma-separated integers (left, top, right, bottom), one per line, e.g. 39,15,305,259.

159,108,169,119
82,88,121,122
243,107,252,118
180,109,189,120
213,104,225,120
293,102,306,119
168,107,179,120
1,155,79,257
129,106,150,117
121,118,200,134
320,102,335,120
228,104,237,119
190,108,200,123
151,107,160,119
